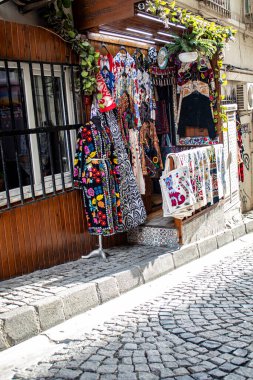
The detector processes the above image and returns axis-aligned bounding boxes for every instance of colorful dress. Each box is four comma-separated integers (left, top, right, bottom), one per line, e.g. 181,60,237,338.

101,111,147,230
74,120,124,236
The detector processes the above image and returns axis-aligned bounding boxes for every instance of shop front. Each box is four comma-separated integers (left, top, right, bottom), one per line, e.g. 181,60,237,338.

72,0,240,250
0,0,241,280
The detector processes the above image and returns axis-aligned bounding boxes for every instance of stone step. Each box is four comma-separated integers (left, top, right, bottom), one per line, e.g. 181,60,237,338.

127,225,179,249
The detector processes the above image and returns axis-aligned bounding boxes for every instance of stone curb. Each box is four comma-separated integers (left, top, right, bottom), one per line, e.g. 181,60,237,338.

0,218,251,350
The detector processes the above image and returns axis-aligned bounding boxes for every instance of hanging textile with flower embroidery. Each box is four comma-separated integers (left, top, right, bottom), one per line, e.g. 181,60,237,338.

74,120,124,236
117,91,137,155
140,121,163,177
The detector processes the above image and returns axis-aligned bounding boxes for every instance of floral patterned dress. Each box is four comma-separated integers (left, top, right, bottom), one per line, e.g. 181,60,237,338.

74,120,124,236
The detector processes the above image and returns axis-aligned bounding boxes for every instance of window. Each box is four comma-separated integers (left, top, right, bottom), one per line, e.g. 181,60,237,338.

0,60,82,210
198,0,231,18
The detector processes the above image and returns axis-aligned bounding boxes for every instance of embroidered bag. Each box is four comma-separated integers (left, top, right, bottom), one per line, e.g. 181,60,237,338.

160,154,195,218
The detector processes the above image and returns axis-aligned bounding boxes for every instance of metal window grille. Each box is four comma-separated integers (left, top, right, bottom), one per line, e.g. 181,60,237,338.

198,0,231,18
0,60,83,212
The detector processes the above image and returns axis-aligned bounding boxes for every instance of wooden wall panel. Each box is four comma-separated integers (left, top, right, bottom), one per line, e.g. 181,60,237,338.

73,0,137,31
0,20,78,64
0,190,127,280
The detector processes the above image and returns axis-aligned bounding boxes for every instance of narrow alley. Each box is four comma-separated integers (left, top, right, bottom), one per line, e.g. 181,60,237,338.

1,234,253,380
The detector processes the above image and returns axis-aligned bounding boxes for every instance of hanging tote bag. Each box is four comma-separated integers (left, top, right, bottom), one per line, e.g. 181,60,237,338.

160,154,196,218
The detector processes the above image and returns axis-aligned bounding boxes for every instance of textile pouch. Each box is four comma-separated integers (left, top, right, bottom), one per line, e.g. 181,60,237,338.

159,154,195,218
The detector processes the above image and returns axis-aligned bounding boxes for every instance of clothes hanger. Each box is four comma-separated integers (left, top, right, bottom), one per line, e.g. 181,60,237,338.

118,46,128,76
119,45,127,54
101,43,110,55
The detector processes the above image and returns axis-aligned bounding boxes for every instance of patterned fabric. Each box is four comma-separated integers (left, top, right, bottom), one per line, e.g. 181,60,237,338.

140,121,163,177
160,162,195,218
129,129,145,194
113,51,137,104
236,112,245,182
99,53,114,72
208,147,219,204
117,91,137,154
162,145,226,217
155,100,170,134
99,53,115,94
101,111,147,230
178,136,219,145
96,73,116,113
74,121,124,236
177,57,215,89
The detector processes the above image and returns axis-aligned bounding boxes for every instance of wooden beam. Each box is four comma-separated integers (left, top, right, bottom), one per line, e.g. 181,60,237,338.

73,0,137,31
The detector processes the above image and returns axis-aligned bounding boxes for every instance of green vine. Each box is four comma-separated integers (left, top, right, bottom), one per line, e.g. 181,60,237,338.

44,0,99,95
146,0,237,131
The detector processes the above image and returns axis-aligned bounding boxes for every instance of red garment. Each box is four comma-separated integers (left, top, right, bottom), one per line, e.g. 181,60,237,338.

96,73,116,113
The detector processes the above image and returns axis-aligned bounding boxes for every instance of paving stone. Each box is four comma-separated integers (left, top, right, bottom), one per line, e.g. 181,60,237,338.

79,373,99,380
96,365,117,374
57,369,82,379
233,348,248,357
135,364,150,372
138,373,159,380
80,361,100,372
231,356,249,366
117,374,137,380
219,362,237,372
173,368,190,376
224,375,246,380
208,368,228,378
8,234,253,380
235,367,253,377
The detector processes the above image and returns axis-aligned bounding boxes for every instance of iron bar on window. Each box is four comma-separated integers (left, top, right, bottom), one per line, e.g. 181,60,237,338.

40,63,57,195
5,60,25,204
0,59,82,212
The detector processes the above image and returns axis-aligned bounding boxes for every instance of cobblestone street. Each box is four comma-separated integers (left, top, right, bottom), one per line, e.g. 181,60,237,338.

2,235,253,380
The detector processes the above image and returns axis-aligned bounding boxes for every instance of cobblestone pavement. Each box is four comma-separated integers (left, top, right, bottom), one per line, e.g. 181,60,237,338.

8,236,253,380
0,245,168,314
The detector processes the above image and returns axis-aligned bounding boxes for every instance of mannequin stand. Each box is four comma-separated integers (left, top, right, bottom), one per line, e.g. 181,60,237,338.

82,235,109,261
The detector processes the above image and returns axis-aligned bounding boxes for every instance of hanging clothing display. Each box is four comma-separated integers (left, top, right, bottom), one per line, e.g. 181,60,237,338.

99,53,115,94
236,112,245,182
102,111,147,229
117,91,137,154
96,72,117,113
140,121,163,177
74,120,124,236
113,50,137,104
177,58,215,89
176,58,216,140
177,81,216,139
161,145,226,217
129,129,146,194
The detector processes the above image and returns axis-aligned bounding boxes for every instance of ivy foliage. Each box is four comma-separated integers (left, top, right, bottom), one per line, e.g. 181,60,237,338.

44,0,99,95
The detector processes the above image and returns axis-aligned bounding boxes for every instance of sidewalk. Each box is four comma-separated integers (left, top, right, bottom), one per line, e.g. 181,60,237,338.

1,215,253,351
